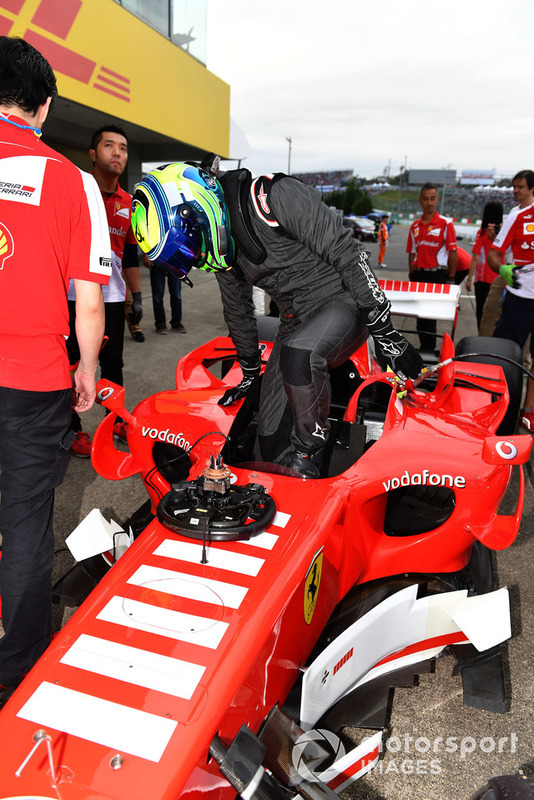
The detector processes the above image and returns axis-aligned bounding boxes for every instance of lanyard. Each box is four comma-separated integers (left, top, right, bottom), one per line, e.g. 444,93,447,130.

0,114,42,137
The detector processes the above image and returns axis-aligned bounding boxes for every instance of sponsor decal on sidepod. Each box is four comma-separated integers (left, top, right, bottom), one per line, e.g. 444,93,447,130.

382,470,466,492
142,425,191,450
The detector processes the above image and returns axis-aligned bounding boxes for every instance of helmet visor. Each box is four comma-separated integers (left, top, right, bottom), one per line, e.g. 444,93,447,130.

153,216,204,278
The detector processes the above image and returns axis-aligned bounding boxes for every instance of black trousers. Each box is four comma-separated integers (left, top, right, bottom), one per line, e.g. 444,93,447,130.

0,386,72,685
494,290,534,356
411,268,448,351
67,299,125,431
258,298,366,461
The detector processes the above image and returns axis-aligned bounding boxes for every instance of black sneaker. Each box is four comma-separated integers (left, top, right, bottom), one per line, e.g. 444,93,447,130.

131,331,145,342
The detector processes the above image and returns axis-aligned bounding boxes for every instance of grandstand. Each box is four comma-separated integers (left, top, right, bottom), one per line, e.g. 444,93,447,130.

292,170,516,220
365,184,516,221
292,170,354,189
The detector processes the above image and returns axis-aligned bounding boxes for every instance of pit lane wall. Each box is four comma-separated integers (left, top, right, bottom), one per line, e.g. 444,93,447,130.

0,0,230,157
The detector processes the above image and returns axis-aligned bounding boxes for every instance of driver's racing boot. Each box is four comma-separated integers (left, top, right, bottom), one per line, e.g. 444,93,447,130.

278,447,323,478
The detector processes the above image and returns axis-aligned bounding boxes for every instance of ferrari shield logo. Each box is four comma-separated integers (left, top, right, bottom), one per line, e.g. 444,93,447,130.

304,549,323,624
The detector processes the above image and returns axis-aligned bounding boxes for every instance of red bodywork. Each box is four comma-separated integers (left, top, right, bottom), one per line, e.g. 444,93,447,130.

0,330,530,800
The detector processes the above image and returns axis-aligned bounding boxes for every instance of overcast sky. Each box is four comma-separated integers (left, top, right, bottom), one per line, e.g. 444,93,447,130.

206,0,532,180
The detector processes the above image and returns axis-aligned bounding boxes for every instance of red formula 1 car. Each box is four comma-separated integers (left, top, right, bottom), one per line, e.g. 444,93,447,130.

0,283,531,800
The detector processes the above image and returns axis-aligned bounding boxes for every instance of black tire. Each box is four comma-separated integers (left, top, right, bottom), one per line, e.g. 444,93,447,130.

455,336,523,435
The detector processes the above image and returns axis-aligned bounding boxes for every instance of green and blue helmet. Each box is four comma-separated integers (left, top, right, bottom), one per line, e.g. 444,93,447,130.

131,162,234,279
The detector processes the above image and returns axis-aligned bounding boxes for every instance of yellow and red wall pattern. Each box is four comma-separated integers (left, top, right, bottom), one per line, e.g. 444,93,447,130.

0,0,230,156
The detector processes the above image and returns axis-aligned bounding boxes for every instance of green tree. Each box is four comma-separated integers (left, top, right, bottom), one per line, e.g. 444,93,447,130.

323,180,373,215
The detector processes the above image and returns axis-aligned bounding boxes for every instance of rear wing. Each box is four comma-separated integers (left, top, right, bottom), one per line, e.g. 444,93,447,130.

379,280,461,339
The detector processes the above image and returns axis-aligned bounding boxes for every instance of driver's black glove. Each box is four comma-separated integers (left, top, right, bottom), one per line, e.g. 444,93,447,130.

218,354,261,406
129,291,143,326
366,305,423,381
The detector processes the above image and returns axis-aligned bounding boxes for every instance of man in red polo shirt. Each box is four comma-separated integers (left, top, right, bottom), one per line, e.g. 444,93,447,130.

406,182,458,351
67,125,143,455
0,36,111,706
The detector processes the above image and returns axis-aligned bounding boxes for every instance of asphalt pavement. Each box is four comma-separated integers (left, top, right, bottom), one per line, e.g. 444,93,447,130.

45,226,534,799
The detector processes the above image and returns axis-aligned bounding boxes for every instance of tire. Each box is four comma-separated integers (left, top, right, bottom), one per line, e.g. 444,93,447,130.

455,336,523,435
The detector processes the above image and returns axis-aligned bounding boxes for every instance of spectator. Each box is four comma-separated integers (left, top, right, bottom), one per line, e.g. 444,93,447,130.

377,214,389,267
465,202,503,329
146,255,186,334
406,183,457,351
0,36,110,708
67,124,143,456
131,160,422,478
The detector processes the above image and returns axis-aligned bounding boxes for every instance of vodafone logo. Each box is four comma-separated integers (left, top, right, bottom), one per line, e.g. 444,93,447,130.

0,222,14,269
141,425,191,450
97,385,114,402
495,441,517,460
382,469,466,492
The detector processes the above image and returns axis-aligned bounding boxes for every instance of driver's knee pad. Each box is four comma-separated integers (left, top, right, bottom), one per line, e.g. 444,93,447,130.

280,344,313,387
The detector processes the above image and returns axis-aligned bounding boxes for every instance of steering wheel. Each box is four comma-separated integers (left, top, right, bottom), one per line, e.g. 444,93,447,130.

157,478,277,542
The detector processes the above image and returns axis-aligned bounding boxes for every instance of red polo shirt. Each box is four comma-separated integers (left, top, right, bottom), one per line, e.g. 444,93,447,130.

491,202,534,298
406,212,457,269
99,183,137,302
0,115,111,390
472,229,498,284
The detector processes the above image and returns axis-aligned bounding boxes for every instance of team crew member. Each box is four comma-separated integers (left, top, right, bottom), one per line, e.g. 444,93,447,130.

489,194,534,430
377,214,389,267
465,201,503,330
68,125,142,455
0,36,111,707
406,182,457,351
479,170,534,336
131,160,423,478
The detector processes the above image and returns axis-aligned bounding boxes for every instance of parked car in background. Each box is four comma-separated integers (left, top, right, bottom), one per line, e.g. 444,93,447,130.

342,215,377,241
367,210,394,236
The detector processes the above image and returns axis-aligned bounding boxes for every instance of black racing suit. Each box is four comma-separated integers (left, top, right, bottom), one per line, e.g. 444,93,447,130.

216,172,390,462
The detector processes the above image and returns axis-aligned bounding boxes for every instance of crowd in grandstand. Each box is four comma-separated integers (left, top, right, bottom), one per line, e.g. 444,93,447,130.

292,170,517,220
292,170,353,187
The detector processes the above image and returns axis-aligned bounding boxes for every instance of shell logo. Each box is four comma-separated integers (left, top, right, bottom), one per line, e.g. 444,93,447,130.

0,222,14,270
523,222,534,235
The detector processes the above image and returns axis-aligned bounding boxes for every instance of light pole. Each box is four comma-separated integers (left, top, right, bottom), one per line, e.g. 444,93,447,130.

441,164,452,215
286,137,292,175
396,155,407,219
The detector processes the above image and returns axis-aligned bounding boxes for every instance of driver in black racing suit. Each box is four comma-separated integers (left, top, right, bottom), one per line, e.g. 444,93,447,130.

131,159,423,477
